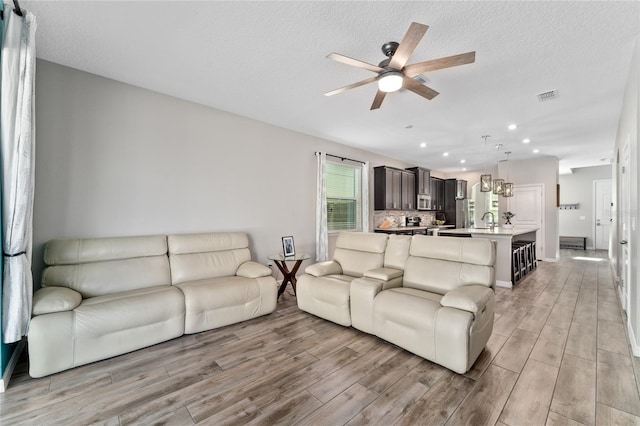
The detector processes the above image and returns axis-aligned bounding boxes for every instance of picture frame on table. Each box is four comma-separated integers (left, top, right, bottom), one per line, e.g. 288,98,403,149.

282,236,295,257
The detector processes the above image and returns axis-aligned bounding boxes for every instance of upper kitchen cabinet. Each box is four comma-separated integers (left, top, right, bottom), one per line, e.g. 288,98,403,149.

374,166,415,210
430,177,445,211
406,167,431,195
401,171,416,210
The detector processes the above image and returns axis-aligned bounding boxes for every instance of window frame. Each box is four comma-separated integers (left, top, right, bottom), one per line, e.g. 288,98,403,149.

325,160,362,233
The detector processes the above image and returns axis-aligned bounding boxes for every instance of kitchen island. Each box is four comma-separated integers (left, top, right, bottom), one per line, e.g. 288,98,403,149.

438,227,539,288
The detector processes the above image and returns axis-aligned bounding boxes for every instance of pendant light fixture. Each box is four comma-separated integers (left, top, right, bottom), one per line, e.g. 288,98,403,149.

503,151,514,197
480,135,492,192
493,143,504,194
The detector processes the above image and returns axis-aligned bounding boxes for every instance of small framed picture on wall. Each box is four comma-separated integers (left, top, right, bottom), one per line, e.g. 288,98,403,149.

282,236,295,257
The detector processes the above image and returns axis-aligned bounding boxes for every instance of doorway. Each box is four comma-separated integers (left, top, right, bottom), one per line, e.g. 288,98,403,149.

594,179,612,250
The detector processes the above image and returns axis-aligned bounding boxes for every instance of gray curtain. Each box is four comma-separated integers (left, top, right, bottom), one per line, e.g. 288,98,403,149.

1,5,37,343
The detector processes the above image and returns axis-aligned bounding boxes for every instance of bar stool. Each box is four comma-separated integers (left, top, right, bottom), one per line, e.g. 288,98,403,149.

511,243,527,279
511,246,522,284
518,240,537,270
513,241,532,274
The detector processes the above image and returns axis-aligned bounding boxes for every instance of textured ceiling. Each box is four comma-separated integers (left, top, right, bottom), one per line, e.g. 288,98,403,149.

22,1,640,174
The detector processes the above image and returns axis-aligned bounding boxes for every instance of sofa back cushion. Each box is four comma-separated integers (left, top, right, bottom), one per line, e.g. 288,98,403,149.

403,235,496,295
383,235,412,270
333,232,388,277
168,232,251,285
42,235,171,298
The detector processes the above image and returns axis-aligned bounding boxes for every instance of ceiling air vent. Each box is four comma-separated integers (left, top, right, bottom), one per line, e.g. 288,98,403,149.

537,89,559,102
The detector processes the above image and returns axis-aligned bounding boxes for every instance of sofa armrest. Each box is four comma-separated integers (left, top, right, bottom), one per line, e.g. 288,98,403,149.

363,267,403,282
237,261,272,278
440,285,493,315
304,260,342,277
350,276,403,334
32,286,82,316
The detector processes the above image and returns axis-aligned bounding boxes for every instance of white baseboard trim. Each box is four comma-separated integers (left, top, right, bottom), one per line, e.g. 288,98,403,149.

542,257,559,263
0,340,25,393
496,280,512,289
627,319,640,358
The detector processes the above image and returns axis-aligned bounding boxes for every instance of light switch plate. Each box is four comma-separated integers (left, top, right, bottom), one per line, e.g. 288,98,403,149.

579,216,586,220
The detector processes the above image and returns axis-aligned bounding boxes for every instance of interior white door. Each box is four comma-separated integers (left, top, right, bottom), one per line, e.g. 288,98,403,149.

620,143,631,312
510,184,544,259
594,180,612,250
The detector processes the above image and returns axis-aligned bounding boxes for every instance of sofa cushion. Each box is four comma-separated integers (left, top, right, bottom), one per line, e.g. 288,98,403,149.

403,236,495,295
168,232,252,284
333,232,388,277
296,274,354,326
167,232,248,254
383,234,412,270
176,275,276,334
44,235,167,265
74,286,185,365
409,235,495,266
42,256,172,298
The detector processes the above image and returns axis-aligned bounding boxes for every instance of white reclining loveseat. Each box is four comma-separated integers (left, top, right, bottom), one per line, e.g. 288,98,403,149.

298,233,496,374
28,232,276,378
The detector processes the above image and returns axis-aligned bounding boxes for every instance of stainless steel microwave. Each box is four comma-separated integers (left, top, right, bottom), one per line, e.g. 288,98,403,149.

417,194,431,210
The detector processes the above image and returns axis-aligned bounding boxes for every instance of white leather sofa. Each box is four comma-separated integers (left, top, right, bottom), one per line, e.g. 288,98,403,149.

167,232,277,334
298,233,496,374
28,232,276,378
296,232,389,326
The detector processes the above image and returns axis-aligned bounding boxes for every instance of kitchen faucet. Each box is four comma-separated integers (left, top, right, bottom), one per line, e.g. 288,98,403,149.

481,211,495,229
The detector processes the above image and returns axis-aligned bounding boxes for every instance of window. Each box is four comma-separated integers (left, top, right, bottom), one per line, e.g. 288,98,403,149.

326,162,362,232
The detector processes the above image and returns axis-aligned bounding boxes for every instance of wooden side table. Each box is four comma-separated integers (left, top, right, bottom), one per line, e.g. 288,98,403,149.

268,254,310,298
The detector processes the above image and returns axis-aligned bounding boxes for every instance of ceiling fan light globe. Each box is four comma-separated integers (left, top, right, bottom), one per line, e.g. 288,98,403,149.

378,72,403,92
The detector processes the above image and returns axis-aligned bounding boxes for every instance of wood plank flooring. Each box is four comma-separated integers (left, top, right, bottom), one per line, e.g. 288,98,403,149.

2,249,639,425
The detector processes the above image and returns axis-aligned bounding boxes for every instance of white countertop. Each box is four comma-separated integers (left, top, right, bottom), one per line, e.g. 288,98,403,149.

438,227,539,237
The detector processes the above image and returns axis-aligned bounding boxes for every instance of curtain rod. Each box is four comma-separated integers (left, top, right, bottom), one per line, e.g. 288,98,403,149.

315,152,366,165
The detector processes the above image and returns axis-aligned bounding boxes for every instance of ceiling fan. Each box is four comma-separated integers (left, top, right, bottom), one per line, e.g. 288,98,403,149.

324,22,476,110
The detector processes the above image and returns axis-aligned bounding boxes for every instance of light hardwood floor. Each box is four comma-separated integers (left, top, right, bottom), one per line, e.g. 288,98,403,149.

2,249,639,425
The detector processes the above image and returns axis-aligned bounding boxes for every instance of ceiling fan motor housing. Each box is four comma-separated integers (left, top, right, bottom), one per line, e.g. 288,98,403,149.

381,41,399,58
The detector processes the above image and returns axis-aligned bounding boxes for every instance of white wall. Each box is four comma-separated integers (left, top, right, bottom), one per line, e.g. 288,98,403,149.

33,60,412,284
558,165,612,249
613,38,639,354
497,156,560,261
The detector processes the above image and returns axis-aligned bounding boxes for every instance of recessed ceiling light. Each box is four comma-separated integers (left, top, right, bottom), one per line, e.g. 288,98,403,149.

443,152,449,157
523,138,531,144
460,159,466,164
462,168,467,171
508,124,517,130
420,142,426,148
533,149,540,153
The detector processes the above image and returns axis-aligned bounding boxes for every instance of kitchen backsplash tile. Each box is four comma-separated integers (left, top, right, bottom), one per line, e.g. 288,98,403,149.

374,211,436,228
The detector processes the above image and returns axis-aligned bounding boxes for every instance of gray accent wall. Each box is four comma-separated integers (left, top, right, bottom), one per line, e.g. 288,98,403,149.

33,60,412,285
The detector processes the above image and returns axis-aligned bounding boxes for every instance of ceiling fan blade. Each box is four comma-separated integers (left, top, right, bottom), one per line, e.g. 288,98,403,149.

327,53,383,73
404,51,476,77
370,90,387,110
324,76,378,97
402,76,439,100
388,22,429,70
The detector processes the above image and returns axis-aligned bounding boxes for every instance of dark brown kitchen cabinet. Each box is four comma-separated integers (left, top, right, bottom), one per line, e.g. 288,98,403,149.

406,167,431,196
430,177,445,211
402,171,415,210
374,166,416,211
